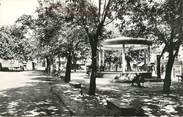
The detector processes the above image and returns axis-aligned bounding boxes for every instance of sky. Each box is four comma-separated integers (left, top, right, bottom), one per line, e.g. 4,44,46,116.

0,0,38,26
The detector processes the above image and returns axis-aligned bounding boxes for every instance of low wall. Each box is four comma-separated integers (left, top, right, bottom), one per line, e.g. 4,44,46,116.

51,84,109,116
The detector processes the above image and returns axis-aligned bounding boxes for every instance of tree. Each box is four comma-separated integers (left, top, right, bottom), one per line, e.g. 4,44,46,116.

162,0,183,93
34,0,89,83
117,0,183,93
72,41,90,72
33,0,66,73
11,24,35,62
0,23,35,62
43,0,134,95
55,23,88,82
0,26,14,60
63,0,129,95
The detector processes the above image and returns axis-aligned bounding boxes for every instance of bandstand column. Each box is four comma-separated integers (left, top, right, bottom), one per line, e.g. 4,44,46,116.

98,50,101,67
147,46,150,65
102,49,105,66
98,48,101,67
122,44,126,73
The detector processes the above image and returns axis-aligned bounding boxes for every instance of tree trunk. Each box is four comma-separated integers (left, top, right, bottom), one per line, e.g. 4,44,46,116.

73,59,77,72
88,44,97,95
64,54,72,83
163,48,175,93
51,58,56,75
157,55,161,78
45,57,51,73
58,55,61,72
163,0,183,93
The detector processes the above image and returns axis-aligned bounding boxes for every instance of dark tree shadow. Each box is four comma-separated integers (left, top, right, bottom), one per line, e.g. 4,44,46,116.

0,72,71,116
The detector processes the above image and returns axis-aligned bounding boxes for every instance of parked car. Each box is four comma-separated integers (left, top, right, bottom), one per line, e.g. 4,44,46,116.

1,67,9,71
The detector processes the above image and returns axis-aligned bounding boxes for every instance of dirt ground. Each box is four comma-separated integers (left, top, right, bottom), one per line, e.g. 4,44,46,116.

2,71,182,116
52,72,183,116
0,71,72,116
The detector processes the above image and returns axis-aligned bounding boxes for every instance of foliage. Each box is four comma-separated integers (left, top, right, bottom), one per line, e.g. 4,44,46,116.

32,0,90,78
34,1,65,58
11,23,36,62
0,23,33,62
43,0,137,95
63,0,142,95
118,0,182,46
0,26,14,59
117,0,183,93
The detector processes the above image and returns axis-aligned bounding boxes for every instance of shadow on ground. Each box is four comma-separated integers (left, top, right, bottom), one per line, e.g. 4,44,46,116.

0,71,71,116
59,72,183,116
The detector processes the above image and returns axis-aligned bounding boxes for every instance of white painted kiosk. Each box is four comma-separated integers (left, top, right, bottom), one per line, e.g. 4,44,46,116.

98,37,152,78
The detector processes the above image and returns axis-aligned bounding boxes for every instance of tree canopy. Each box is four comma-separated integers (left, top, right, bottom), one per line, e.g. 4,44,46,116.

117,0,183,93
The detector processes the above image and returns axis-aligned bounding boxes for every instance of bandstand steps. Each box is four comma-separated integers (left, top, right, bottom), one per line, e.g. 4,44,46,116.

98,72,162,82
97,72,121,78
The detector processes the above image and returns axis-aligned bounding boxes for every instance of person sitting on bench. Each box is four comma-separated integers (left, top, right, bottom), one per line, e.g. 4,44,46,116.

177,75,183,82
131,73,145,87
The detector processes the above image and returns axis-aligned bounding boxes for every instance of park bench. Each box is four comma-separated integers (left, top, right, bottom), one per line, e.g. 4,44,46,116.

69,81,81,88
69,81,83,95
106,99,145,116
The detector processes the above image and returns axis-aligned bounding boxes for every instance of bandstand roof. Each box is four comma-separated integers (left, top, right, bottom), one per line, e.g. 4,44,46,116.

102,37,153,46
102,44,148,50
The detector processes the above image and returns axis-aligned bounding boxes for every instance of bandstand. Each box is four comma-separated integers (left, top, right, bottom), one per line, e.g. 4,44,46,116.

98,37,152,77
